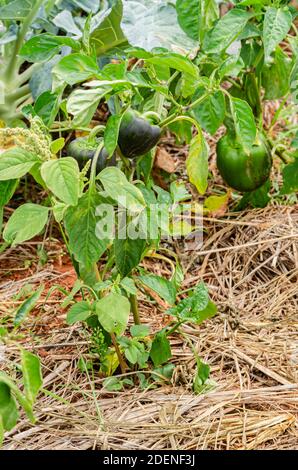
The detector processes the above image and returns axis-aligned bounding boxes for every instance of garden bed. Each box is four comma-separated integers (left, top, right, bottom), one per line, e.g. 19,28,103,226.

1,205,297,450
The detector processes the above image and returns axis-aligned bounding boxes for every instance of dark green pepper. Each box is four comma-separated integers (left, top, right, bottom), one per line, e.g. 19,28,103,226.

66,137,116,175
216,133,272,192
118,109,161,159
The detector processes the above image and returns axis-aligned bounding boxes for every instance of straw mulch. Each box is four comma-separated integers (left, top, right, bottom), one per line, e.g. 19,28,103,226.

0,204,297,450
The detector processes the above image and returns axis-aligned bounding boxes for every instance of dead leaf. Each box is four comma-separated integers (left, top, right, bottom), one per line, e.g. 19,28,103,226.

204,192,230,217
154,147,177,173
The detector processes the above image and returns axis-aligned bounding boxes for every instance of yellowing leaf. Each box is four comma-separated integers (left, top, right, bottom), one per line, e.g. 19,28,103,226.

186,129,209,194
204,193,229,216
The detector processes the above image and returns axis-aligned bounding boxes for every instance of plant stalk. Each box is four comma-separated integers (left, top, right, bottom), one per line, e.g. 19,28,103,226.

130,294,140,325
110,333,127,374
4,0,44,81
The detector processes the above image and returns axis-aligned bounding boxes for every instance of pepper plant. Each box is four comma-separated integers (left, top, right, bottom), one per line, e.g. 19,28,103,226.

1,0,298,438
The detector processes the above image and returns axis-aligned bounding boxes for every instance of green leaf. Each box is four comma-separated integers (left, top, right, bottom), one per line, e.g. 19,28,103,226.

123,342,140,364
21,350,42,404
53,54,99,86
3,204,49,246
67,87,111,127
204,193,229,214
64,189,109,267
203,8,250,54
0,180,18,206
14,286,44,326
219,55,245,79
151,363,175,382
146,53,199,79
41,158,80,206
186,129,209,194
50,138,65,155
98,167,146,213
230,97,256,152
167,282,217,324
169,120,192,145
236,180,271,210
0,373,34,423
114,237,146,278
66,301,92,325
150,331,171,367
34,91,60,127
121,0,197,53
103,377,124,391
191,89,225,135
130,324,150,338
193,358,210,394
280,159,298,194
192,299,218,324
96,293,130,336
0,383,19,432
170,181,191,203
176,0,201,41
19,34,80,62
0,0,35,19
262,47,292,100
104,114,123,156
52,10,82,36
0,149,40,181
139,275,177,305
91,0,127,55
120,277,137,295
263,7,292,64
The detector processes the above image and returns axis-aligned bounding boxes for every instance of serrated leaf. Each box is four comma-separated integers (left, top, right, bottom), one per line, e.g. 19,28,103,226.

167,282,215,324
150,331,171,367
0,149,40,181
96,293,130,336
139,275,176,305
0,180,18,206
41,158,80,206
3,204,49,246
66,301,92,325
120,277,137,295
64,189,109,267
34,91,60,127
114,237,146,278
98,167,146,212
130,324,150,338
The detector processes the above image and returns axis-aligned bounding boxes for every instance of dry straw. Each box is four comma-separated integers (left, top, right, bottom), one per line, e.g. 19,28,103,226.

1,204,297,450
